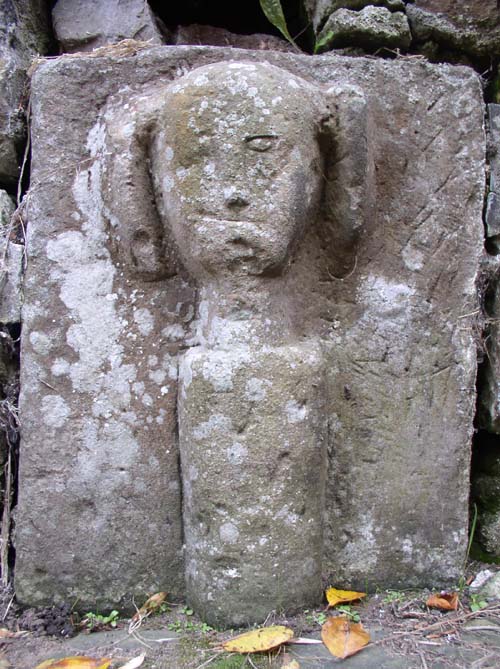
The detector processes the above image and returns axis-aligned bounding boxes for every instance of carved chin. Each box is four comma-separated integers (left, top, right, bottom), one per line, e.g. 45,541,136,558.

181,218,294,277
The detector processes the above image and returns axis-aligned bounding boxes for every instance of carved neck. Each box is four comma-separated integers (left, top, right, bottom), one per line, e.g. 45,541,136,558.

195,277,295,349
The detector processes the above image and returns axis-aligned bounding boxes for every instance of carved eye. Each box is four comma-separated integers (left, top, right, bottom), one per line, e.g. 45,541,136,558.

244,134,278,152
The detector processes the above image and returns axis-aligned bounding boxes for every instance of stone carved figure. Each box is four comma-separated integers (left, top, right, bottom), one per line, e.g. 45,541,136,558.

102,61,370,626
15,50,484,627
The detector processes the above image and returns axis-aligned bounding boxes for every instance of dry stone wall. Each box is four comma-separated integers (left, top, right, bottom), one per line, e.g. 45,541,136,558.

0,0,499,624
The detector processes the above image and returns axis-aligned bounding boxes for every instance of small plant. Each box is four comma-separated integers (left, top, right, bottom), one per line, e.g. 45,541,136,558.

336,605,361,623
470,593,488,612
82,609,119,630
304,609,328,626
382,590,405,605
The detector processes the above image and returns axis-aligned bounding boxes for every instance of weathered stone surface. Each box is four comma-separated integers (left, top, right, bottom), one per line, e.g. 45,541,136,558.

486,105,500,243
179,344,327,627
15,46,484,615
309,0,406,33
478,571,500,600
0,1,50,187
52,0,167,53
0,191,22,323
0,190,14,233
408,1,500,58
0,242,23,324
317,7,411,52
174,24,293,52
478,258,500,433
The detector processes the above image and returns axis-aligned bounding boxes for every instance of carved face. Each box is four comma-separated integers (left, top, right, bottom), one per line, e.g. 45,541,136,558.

151,62,324,278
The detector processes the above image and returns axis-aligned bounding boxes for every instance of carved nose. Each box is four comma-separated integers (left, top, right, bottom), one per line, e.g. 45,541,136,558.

225,191,250,209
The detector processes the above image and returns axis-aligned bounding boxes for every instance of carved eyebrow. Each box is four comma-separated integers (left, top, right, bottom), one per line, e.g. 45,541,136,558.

244,134,278,142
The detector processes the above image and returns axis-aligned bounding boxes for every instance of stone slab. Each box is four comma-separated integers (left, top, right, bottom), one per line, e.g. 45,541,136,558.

52,0,166,53
14,46,485,613
0,242,23,323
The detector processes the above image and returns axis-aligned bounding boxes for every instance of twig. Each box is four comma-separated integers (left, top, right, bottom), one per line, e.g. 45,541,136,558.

2,595,14,622
418,650,429,669
40,379,57,391
194,652,224,669
462,625,500,633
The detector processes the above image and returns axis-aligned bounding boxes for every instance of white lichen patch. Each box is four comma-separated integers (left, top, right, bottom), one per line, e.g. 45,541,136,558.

133,307,154,336
358,274,415,319
245,377,270,402
192,414,232,441
285,399,307,424
219,522,239,544
29,331,52,356
41,395,70,428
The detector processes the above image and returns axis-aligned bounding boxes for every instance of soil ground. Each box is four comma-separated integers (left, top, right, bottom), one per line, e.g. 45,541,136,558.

2,563,500,669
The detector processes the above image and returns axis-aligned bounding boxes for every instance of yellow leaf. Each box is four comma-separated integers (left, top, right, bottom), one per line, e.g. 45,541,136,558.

325,587,366,608
223,625,294,653
34,657,111,669
321,616,370,659
131,592,167,622
426,592,459,611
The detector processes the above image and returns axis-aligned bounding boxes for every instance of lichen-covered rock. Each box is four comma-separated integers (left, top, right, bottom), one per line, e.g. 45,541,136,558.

317,6,411,52
0,243,23,324
408,1,500,59
478,257,500,434
14,46,485,613
486,105,500,244
0,1,50,187
308,0,406,33
0,191,14,234
52,0,167,53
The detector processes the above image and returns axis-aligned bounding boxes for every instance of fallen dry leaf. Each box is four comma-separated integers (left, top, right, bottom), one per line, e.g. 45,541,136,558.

426,592,459,611
131,592,167,622
325,587,366,608
116,655,145,669
321,616,370,659
223,625,294,653
35,657,111,669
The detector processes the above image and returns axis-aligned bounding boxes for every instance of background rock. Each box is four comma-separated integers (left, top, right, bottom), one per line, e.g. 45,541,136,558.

0,0,50,188
317,6,411,52
52,0,168,53
174,24,293,51
310,0,406,33
408,1,500,59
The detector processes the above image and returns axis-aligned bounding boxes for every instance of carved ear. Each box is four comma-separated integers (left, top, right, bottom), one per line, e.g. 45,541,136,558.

101,90,179,280
319,84,374,278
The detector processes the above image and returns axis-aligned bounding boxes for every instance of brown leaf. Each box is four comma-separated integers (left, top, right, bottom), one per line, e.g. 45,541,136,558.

34,657,111,669
131,592,167,622
325,587,366,608
321,616,370,659
426,592,459,611
223,625,294,653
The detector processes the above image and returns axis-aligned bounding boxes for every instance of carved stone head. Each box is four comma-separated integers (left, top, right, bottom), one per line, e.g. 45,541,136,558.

103,60,370,282
150,62,324,279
